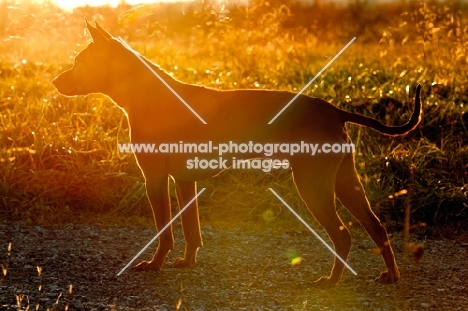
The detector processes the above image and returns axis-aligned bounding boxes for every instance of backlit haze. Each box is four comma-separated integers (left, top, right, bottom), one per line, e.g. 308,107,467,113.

53,0,194,11
51,0,394,11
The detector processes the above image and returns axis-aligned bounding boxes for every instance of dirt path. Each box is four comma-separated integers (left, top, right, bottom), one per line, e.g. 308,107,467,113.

1,222,467,310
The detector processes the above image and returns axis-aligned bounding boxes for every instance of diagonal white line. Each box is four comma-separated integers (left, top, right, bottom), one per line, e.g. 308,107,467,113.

268,188,357,275
117,36,207,125
117,187,206,276
268,37,356,124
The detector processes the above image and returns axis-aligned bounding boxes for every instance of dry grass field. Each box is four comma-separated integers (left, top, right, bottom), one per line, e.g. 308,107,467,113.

1,0,466,229
0,0,467,310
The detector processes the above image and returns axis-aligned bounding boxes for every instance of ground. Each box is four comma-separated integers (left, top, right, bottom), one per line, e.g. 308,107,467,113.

1,221,467,310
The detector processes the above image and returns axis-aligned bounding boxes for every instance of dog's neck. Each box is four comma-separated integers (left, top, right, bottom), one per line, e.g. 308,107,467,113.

106,49,179,113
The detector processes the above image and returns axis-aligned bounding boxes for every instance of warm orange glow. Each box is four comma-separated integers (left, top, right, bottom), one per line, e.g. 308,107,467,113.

54,0,119,10
52,0,194,11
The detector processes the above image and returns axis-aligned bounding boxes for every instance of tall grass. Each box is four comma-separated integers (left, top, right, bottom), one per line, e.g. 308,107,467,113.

0,0,466,230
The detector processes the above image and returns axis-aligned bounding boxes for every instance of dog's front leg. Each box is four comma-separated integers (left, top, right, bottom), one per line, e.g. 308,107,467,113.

133,175,174,271
172,179,202,268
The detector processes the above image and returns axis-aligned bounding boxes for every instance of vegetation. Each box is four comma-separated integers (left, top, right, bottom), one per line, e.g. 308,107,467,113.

0,0,466,232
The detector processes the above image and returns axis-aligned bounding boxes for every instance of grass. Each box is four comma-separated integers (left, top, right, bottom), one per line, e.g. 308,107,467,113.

0,0,466,232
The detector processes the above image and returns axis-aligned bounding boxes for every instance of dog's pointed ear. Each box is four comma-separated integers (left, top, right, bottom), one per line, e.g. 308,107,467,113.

85,19,109,45
95,22,113,39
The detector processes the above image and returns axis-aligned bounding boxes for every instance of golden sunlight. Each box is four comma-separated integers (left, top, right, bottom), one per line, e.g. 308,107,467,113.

53,0,119,11
52,0,192,11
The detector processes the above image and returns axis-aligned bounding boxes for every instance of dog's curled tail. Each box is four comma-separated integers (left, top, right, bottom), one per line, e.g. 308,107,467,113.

341,84,422,136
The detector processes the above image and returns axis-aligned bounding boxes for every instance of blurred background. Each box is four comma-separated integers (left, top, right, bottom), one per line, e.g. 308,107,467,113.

0,0,466,234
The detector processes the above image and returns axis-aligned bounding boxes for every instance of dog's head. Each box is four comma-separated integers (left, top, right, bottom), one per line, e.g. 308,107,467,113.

52,21,117,96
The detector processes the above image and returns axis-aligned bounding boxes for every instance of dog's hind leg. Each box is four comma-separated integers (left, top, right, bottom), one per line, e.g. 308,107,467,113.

133,175,174,271
335,153,400,284
291,157,352,287
172,179,202,268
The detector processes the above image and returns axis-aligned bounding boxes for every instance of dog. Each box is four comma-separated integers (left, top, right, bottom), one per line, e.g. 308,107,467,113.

53,21,422,287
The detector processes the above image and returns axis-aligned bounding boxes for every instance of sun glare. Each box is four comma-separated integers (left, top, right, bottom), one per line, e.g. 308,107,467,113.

52,0,192,11
54,0,119,10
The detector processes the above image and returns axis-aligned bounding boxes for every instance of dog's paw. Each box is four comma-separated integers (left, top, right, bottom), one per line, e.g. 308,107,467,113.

171,257,197,268
311,276,339,288
375,271,399,284
131,260,162,272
